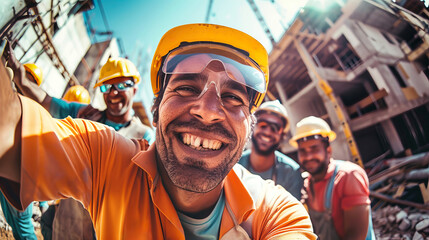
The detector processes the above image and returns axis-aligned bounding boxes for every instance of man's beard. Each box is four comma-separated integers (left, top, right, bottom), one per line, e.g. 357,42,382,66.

107,103,129,117
155,119,244,193
301,153,330,176
251,136,280,156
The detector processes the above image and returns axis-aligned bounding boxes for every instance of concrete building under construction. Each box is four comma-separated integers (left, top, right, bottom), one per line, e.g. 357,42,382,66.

268,0,429,165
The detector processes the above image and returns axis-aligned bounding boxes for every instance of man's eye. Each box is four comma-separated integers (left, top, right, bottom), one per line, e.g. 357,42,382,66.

221,93,245,106
175,86,200,96
311,147,323,153
271,125,280,132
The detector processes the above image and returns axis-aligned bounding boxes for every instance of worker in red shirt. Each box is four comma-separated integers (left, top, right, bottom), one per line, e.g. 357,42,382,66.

290,116,375,240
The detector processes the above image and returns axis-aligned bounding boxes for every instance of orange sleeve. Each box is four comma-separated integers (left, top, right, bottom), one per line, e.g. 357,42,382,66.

251,184,317,240
19,95,140,210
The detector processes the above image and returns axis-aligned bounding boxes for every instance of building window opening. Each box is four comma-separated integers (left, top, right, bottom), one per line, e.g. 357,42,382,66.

389,65,407,88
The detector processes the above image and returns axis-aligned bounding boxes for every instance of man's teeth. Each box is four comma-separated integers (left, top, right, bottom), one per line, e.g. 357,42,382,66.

261,136,271,142
110,98,121,104
182,133,222,150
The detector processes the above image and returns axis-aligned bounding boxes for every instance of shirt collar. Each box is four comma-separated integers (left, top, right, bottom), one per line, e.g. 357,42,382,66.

131,145,256,236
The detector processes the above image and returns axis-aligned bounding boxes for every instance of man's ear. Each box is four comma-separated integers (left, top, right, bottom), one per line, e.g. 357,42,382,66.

133,85,138,95
326,145,332,158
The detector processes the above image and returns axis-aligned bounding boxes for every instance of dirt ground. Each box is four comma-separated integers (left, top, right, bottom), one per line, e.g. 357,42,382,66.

0,227,14,240
0,227,43,240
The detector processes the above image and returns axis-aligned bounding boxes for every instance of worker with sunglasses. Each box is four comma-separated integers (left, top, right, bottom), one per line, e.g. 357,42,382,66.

239,100,303,200
8,52,155,144
0,24,316,239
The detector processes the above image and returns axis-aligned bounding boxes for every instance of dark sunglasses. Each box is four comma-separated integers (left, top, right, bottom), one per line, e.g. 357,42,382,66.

256,120,283,134
100,80,135,93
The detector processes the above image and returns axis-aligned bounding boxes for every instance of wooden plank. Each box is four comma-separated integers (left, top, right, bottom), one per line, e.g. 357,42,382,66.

419,181,429,204
369,152,429,182
347,89,388,115
370,191,429,210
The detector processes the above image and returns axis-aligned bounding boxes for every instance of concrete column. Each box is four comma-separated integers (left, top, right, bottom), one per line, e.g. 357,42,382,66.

380,119,404,155
275,81,288,104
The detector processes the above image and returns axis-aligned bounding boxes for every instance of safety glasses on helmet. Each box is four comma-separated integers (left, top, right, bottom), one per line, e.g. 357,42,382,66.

162,43,266,95
99,80,134,93
256,120,283,134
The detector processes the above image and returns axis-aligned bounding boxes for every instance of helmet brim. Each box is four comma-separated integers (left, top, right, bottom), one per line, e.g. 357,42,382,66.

289,130,336,148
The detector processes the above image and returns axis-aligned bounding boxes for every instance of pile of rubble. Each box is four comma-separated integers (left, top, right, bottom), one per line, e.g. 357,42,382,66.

0,206,15,239
368,152,429,239
373,205,429,239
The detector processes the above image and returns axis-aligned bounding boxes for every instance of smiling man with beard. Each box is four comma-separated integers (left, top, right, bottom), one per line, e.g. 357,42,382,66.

290,116,375,240
239,100,303,199
0,24,316,239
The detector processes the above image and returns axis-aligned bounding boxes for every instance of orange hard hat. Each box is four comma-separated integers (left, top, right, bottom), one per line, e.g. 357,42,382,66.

94,57,140,88
151,23,269,113
63,85,91,104
24,63,43,86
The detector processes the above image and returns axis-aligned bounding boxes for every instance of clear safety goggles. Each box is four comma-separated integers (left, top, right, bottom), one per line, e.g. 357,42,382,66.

162,43,266,95
99,80,134,93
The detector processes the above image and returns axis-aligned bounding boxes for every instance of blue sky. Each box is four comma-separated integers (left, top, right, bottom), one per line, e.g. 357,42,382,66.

84,0,307,111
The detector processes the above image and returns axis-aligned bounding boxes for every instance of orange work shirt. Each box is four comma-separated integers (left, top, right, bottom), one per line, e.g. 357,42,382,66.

6,96,316,240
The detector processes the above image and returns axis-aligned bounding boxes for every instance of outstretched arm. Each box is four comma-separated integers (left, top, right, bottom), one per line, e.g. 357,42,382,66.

0,43,21,183
7,43,52,110
343,204,370,240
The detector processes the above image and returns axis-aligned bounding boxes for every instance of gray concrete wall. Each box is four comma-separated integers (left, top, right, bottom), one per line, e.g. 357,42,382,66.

398,61,429,97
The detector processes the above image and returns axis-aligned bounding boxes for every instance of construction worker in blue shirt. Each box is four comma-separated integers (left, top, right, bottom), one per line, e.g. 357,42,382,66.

239,100,303,199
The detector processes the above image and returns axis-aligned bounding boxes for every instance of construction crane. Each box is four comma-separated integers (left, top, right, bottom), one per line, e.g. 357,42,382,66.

205,0,214,23
205,0,276,46
246,0,276,46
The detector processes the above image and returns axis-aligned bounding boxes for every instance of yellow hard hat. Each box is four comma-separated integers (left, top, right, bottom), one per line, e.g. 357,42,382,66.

151,23,269,113
23,63,43,86
94,57,140,88
256,100,290,132
63,85,91,104
289,116,336,148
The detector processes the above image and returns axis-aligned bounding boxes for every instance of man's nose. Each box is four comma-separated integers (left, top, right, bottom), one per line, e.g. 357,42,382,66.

106,86,119,95
260,125,274,134
299,150,314,161
190,84,226,124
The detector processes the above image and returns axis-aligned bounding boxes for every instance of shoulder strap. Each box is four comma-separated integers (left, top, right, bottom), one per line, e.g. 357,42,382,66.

324,163,339,210
272,157,279,185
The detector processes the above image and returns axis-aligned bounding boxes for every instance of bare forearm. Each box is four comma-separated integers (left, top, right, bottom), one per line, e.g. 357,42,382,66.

14,67,48,103
7,43,51,110
0,58,21,182
343,233,367,240
343,205,370,240
16,74,52,111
